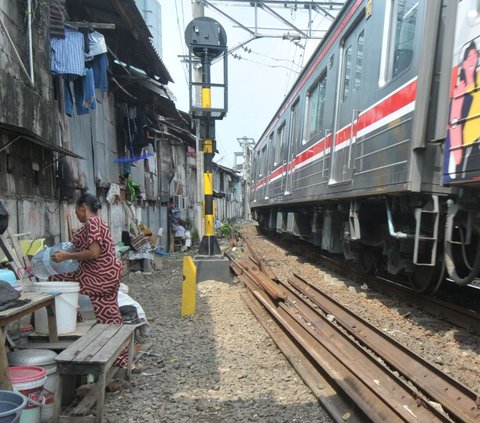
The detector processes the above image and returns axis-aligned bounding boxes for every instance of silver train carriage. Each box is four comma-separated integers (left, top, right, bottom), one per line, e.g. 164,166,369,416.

250,0,480,293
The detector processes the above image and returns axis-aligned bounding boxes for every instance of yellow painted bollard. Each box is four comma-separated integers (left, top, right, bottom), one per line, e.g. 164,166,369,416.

182,256,197,317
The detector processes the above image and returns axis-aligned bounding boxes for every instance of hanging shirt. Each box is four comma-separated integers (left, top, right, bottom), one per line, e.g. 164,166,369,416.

51,28,85,76
87,31,108,58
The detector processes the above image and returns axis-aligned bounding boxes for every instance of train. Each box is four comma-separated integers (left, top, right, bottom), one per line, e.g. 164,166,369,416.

250,0,480,293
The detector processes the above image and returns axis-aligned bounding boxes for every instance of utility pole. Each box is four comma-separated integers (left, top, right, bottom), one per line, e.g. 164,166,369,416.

192,1,205,241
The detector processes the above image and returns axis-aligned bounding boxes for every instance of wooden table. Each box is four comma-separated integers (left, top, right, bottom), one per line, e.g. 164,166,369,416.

0,292,58,390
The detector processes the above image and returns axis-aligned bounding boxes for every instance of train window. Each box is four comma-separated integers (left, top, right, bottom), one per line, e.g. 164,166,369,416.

342,44,353,101
268,132,275,168
354,30,365,91
261,145,267,177
305,73,327,142
289,100,301,151
380,0,418,84
275,123,286,165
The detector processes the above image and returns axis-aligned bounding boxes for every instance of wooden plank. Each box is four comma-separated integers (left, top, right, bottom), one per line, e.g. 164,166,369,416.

46,302,58,342
54,373,63,423
0,328,12,390
56,325,108,362
0,234,25,279
73,325,120,363
120,200,140,236
92,325,136,363
95,371,106,423
59,416,95,423
0,293,56,326
15,341,73,350
71,366,119,416
7,228,31,268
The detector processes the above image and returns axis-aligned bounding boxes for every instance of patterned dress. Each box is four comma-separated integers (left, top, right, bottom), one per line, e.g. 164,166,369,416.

53,216,128,367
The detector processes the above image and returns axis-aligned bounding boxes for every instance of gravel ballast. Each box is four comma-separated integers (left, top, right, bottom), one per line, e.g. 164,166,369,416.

103,251,332,422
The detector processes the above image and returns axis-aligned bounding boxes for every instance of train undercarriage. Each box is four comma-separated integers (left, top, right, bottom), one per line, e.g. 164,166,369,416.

252,191,480,294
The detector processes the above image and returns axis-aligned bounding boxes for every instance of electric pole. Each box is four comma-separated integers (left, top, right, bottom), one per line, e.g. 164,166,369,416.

193,1,205,241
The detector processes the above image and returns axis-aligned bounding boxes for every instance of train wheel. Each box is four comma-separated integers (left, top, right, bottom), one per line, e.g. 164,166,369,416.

358,246,380,274
409,263,444,294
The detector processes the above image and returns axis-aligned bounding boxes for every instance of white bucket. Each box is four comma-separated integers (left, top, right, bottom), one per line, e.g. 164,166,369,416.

33,282,80,335
9,366,47,423
7,350,58,423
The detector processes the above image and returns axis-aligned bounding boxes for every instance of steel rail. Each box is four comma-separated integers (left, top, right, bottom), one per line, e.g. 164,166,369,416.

309,251,480,335
240,290,365,423
232,258,450,422
237,269,414,422
286,273,480,423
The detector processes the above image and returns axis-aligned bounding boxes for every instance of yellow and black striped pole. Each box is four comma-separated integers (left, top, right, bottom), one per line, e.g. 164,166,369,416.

198,74,221,255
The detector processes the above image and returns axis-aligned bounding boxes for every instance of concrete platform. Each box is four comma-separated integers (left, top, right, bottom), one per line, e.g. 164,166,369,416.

195,255,231,283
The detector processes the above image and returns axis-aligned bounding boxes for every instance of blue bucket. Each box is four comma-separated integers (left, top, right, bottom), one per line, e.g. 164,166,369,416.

0,390,26,423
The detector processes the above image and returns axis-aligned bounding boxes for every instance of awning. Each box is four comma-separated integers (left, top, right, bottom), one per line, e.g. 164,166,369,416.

0,124,84,159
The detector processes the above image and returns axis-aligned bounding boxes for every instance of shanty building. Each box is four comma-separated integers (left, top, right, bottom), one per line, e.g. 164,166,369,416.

0,0,196,250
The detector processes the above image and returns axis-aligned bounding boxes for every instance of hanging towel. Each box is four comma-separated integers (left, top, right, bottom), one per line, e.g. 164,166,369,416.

51,28,85,76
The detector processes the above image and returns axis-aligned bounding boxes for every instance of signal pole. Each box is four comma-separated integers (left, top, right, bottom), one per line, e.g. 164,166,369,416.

185,15,230,282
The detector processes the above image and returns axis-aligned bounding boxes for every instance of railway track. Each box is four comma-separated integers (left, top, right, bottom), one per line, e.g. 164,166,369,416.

227,253,480,422
255,233,480,336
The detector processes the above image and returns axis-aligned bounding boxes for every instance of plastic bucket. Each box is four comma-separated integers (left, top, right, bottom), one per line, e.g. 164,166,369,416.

33,282,80,335
0,390,27,423
7,350,57,423
9,367,46,423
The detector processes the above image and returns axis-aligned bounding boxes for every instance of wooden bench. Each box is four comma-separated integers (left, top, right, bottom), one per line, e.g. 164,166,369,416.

54,323,137,423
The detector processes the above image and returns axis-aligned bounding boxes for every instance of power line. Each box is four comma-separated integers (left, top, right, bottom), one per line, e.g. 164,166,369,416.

174,0,189,85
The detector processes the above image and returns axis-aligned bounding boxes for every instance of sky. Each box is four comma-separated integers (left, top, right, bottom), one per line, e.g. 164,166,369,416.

158,1,342,169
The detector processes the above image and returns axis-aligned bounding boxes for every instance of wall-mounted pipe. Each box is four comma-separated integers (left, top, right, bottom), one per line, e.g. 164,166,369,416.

28,0,35,86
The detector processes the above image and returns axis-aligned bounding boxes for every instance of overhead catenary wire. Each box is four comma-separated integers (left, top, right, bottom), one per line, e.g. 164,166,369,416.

174,0,189,86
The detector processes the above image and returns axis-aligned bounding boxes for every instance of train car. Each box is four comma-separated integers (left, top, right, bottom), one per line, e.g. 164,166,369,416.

251,0,480,293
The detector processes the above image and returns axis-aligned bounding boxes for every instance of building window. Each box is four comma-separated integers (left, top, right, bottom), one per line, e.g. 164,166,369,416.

380,0,418,84
305,73,327,141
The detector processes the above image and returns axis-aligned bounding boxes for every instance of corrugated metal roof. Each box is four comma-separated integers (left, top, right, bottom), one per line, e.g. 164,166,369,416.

0,123,83,159
50,0,67,38
67,0,173,84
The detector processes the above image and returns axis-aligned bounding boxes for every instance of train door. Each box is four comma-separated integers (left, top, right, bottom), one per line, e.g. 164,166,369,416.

283,99,301,195
330,21,365,185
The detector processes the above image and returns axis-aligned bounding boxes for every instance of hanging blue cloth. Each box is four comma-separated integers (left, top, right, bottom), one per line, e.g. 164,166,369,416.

92,53,109,92
63,69,96,117
81,68,97,111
